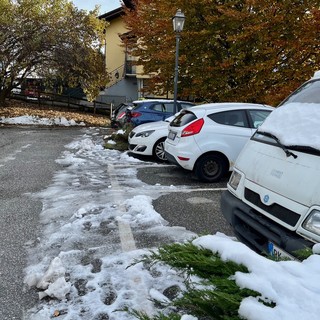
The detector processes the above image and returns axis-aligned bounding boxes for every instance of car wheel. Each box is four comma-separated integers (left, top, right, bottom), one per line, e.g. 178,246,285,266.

194,154,227,182
153,138,167,162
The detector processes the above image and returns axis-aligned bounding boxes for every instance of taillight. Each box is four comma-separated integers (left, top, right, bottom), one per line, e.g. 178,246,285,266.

117,111,126,119
181,118,204,137
130,112,142,118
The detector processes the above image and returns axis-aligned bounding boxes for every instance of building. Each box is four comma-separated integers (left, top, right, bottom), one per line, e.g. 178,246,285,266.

99,2,150,106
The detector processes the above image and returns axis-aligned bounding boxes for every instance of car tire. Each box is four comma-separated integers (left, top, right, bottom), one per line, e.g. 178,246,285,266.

194,154,228,182
153,138,167,162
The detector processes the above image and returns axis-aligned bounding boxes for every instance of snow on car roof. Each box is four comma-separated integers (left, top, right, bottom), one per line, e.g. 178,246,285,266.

312,70,320,79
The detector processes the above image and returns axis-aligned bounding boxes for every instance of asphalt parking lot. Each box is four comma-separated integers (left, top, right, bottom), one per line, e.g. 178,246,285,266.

136,163,235,237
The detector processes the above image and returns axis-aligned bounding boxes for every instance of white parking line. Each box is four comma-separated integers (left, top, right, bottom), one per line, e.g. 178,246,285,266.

106,164,155,316
136,187,227,193
107,163,136,252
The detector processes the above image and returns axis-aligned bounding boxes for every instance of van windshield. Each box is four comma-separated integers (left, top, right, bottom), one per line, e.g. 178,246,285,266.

256,77,320,152
280,79,320,105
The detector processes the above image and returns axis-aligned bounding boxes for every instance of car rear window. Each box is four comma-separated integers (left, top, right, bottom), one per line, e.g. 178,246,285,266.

170,110,197,127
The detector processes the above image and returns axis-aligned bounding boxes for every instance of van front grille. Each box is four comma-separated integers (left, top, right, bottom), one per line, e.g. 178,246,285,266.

244,188,300,227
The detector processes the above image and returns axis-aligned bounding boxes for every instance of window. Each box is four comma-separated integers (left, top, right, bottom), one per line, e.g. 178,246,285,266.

208,110,248,127
151,104,164,112
163,103,174,113
281,79,320,105
150,103,175,113
248,110,272,128
170,110,197,127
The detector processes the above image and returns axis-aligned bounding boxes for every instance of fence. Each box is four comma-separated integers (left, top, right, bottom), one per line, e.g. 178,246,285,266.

11,91,112,116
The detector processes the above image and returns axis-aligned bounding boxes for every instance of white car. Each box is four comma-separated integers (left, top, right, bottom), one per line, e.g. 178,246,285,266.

164,103,273,182
128,116,175,161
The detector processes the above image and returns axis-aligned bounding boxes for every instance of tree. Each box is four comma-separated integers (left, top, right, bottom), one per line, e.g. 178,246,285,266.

123,0,320,105
0,0,109,105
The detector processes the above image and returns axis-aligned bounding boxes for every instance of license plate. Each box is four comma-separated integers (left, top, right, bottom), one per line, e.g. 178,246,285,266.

168,130,176,140
267,241,296,260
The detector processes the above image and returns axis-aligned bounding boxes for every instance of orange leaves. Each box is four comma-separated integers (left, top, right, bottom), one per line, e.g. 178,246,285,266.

122,0,320,105
0,100,109,127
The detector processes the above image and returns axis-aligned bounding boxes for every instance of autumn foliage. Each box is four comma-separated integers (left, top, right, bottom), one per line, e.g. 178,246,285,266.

0,0,109,104
123,0,320,105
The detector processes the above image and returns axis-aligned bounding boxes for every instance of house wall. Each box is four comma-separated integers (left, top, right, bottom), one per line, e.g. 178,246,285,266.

103,77,138,104
103,10,171,103
103,15,140,102
105,16,127,77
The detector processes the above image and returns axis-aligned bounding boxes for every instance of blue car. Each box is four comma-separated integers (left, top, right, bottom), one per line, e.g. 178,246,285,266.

126,99,195,127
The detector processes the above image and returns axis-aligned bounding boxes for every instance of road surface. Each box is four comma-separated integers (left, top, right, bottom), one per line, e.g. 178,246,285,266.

0,126,233,319
0,126,82,319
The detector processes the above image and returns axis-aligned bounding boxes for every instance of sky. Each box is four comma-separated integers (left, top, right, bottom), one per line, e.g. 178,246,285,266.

72,0,121,14
1,111,320,319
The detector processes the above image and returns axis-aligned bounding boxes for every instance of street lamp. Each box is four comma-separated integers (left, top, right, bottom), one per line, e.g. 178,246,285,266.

172,9,185,111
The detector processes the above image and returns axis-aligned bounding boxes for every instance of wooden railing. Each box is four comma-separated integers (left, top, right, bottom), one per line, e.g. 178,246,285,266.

106,64,125,88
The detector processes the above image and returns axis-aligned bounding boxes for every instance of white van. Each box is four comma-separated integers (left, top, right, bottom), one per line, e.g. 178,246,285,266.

221,71,320,259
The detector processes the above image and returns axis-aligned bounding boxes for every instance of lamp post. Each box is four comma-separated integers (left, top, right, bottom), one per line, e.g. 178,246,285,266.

172,9,185,111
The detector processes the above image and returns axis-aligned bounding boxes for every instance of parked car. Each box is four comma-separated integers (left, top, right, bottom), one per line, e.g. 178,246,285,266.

11,86,22,95
164,103,273,182
126,99,195,127
221,71,320,259
128,115,175,161
24,86,39,99
111,102,133,128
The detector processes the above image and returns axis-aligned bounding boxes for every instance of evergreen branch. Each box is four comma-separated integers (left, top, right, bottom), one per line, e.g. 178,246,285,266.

127,241,276,320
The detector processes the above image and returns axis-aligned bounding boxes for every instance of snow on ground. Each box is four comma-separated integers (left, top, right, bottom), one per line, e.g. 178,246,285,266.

194,235,320,320
23,127,196,319
3,116,320,319
0,115,85,126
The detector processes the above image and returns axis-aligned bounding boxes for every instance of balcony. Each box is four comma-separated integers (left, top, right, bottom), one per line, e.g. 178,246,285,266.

125,60,136,76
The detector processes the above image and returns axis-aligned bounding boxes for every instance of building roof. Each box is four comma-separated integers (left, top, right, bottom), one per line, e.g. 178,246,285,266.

99,7,122,21
99,0,134,21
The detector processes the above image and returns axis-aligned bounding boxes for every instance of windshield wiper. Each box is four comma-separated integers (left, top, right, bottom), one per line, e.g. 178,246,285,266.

289,145,320,156
257,131,298,159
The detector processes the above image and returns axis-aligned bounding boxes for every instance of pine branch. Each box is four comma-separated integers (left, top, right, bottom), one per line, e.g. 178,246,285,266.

127,241,274,320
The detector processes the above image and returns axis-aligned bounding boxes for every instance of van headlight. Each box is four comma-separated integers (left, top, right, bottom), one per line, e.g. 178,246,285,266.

229,170,242,191
302,210,320,236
